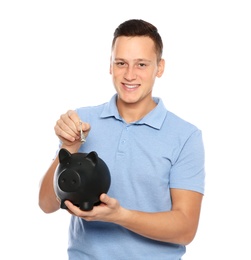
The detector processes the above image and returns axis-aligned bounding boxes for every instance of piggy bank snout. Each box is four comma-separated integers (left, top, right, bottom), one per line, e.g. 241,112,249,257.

58,169,81,192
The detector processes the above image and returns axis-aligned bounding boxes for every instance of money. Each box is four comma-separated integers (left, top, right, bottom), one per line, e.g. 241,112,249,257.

79,121,86,143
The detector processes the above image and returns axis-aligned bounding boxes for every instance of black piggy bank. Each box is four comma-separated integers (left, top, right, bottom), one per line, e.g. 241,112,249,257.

54,148,111,211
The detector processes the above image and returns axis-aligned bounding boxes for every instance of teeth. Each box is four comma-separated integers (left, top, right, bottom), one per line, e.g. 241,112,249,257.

125,84,137,89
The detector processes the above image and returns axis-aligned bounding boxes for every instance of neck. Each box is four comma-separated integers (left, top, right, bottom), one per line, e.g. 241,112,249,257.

116,96,156,123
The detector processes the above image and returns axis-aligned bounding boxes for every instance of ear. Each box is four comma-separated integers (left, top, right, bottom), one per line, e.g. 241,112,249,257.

58,148,72,163
156,59,165,78
86,151,98,166
109,56,112,75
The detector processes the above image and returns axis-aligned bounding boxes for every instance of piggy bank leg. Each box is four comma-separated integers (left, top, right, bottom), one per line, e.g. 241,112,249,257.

80,202,94,211
60,199,68,210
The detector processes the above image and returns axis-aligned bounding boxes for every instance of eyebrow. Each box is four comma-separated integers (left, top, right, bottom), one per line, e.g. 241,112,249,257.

114,58,152,63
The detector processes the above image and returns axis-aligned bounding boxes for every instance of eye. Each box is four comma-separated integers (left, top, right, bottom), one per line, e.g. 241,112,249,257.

138,63,147,68
115,61,126,67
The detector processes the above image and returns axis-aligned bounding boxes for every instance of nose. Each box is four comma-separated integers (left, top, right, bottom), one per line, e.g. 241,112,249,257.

124,66,137,81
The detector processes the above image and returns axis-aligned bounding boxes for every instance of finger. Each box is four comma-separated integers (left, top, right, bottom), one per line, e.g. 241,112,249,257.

57,110,91,143
67,110,81,128
80,122,91,138
65,201,94,220
66,111,91,141
64,201,82,215
54,123,76,142
100,193,110,205
62,110,80,134
56,111,81,141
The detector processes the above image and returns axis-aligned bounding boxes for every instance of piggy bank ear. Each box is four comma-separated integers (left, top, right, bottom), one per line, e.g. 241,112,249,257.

58,148,72,163
86,151,98,166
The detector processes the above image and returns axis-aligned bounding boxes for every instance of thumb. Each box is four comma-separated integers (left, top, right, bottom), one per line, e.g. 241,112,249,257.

100,193,110,205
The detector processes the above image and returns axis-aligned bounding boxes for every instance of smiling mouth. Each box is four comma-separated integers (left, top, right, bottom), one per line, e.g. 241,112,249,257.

123,83,139,89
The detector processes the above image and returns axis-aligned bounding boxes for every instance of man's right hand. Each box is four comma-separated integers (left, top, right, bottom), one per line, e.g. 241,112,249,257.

54,110,91,152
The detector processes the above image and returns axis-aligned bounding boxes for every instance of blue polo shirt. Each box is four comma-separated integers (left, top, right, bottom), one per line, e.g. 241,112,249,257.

67,94,205,260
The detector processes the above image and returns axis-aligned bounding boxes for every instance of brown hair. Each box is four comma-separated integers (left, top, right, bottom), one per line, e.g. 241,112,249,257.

112,19,163,62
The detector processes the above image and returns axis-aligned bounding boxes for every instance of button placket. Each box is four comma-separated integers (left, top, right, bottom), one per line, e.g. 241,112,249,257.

117,125,130,154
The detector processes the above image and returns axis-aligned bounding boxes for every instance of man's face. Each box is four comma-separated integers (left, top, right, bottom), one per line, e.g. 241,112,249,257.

110,36,164,106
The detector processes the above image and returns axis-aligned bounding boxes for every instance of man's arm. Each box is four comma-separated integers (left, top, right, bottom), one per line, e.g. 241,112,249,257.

64,188,203,245
38,157,61,213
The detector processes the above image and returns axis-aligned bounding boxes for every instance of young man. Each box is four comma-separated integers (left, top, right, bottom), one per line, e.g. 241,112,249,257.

39,19,205,259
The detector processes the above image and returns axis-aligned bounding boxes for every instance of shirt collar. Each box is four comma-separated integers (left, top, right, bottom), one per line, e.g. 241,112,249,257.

100,94,167,130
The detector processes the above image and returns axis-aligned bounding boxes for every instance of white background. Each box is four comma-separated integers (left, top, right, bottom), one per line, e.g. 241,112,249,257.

1,1,250,259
